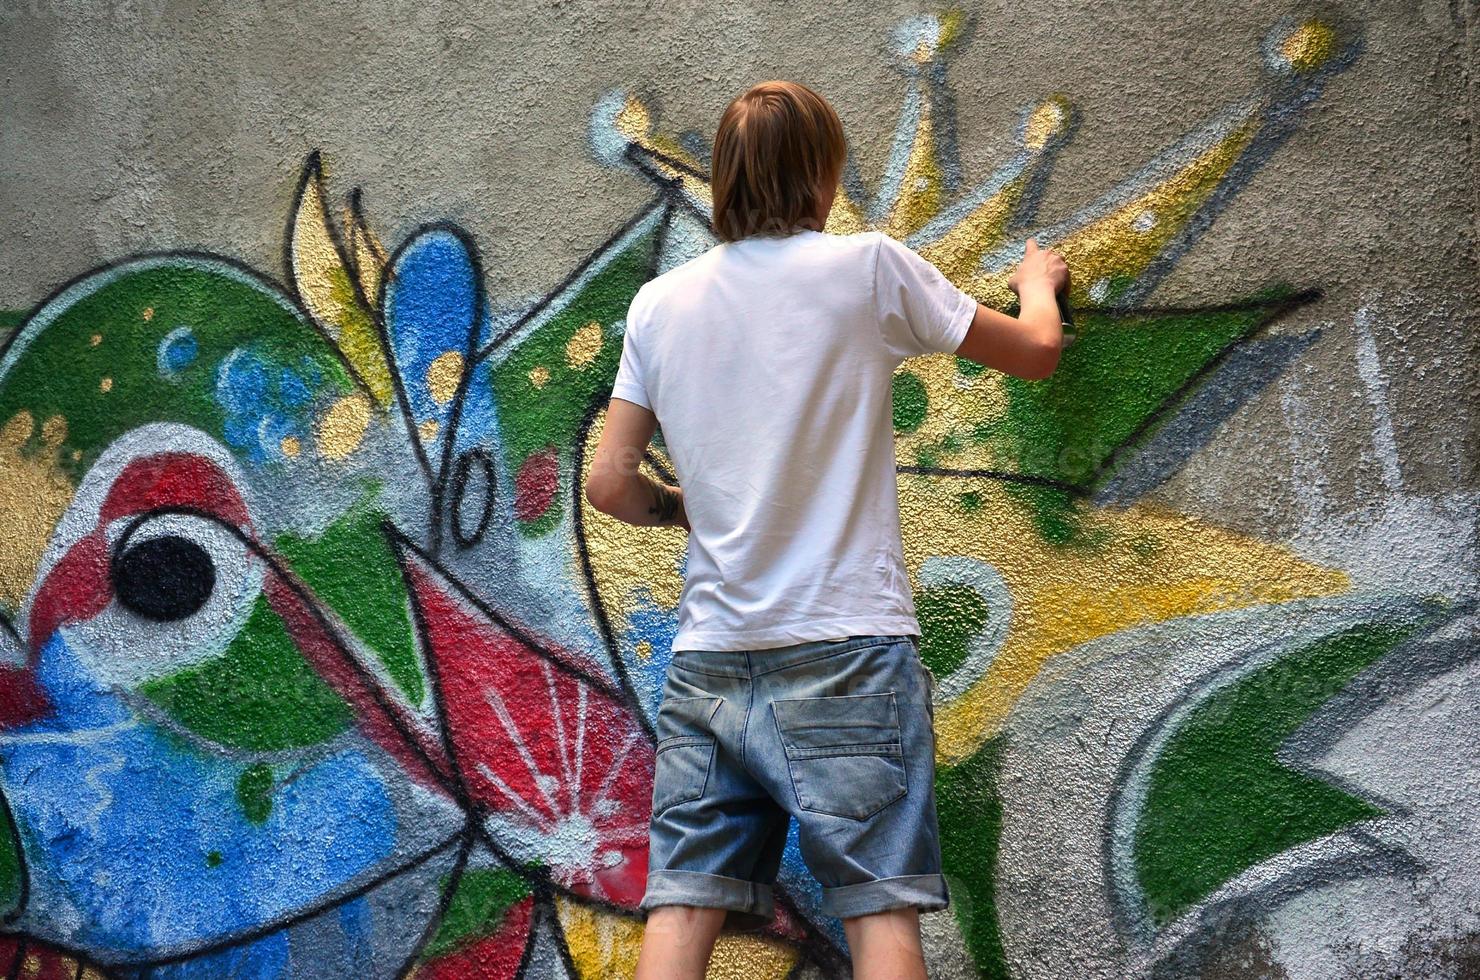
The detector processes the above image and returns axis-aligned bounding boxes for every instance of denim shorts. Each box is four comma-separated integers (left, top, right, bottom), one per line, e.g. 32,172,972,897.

639,633,948,928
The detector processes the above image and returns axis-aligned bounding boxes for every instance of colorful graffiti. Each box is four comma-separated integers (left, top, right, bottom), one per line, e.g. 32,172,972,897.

1,10,1474,979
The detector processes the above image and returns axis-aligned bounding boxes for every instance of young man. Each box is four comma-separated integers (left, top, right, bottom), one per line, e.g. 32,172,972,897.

584,80,1068,979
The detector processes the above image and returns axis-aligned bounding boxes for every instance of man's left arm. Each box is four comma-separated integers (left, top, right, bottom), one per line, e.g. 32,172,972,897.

583,396,690,531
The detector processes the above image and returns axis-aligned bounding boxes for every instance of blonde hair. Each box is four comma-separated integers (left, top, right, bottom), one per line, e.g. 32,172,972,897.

710,80,847,242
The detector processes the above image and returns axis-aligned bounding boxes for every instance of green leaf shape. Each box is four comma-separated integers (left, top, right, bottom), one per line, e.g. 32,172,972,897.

140,593,353,751
1135,615,1435,926
490,231,656,531
0,790,21,919
421,866,535,961
988,291,1301,489
936,737,1009,978
275,489,424,705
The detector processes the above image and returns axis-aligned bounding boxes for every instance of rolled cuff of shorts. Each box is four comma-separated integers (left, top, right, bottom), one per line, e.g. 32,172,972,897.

821,873,951,919
639,869,775,931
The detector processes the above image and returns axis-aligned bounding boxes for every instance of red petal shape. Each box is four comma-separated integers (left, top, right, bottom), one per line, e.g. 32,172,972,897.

26,531,112,657
98,452,251,528
398,544,656,907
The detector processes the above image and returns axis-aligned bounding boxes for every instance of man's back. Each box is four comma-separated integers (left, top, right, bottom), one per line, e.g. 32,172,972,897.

611,228,975,651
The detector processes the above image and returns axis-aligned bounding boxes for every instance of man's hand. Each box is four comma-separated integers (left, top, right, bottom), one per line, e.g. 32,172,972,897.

584,396,691,530
953,238,1071,381
1007,238,1069,297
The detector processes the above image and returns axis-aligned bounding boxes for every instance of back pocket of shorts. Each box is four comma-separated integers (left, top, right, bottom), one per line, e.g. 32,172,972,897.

652,695,721,815
772,692,908,821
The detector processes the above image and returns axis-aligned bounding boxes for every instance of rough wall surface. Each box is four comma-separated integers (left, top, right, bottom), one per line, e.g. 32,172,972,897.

0,1,1476,977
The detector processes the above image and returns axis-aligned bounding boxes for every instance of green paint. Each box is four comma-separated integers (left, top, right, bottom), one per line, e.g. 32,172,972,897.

892,370,928,432
490,231,655,530
0,260,353,481
236,764,275,824
0,793,21,919
421,866,535,960
1004,482,1107,548
206,850,223,868
275,489,425,704
1135,617,1433,926
997,294,1292,489
517,501,565,539
141,594,353,751
936,737,1009,978
917,584,992,677
958,490,984,512
955,354,986,377
0,310,25,333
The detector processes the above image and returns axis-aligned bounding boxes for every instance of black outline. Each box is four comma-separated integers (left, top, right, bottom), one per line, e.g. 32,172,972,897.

449,447,497,550
112,506,459,796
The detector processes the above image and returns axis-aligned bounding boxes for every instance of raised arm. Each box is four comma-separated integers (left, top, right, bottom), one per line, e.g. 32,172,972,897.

953,239,1070,380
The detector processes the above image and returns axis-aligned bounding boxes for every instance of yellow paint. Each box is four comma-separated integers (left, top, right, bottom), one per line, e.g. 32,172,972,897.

529,365,551,389
891,353,1012,472
418,418,440,443
280,435,301,457
427,350,463,405
289,156,395,407
141,306,154,321
577,408,687,619
344,202,387,305
1023,95,1072,151
0,410,75,614
1281,19,1337,73
635,640,653,661
965,120,1259,308
897,475,1350,764
315,392,371,460
881,96,944,240
89,333,102,346
823,189,871,236
554,896,798,980
566,321,604,370
22,953,41,978
99,377,112,393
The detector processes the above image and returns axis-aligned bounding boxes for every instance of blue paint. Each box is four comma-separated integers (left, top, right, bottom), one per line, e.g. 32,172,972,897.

382,228,497,461
157,326,199,377
0,633,400,960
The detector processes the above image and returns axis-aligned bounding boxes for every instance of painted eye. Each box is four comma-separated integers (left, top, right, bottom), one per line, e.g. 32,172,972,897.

112,534,217,622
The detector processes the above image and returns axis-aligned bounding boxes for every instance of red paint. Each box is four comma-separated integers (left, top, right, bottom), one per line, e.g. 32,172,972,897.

416,895,535,979
513,447,559,523
99,453,252,528
0,666,50,729
25,531,112,658
403,551,653,908
0,936,101,979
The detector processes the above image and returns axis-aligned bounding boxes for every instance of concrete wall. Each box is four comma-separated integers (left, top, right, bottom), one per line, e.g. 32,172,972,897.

1,1,1476,977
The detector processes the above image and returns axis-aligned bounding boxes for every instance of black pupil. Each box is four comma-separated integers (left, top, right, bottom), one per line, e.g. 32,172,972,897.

113,535,216,621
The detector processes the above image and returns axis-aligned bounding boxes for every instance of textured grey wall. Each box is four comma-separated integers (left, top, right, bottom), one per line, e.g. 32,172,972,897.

0,1,1476,977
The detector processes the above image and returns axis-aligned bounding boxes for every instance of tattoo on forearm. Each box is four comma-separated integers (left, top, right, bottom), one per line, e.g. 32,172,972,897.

646,480,681,524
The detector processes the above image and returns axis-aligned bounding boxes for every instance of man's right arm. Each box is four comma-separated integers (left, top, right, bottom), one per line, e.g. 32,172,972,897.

953,239,1069,381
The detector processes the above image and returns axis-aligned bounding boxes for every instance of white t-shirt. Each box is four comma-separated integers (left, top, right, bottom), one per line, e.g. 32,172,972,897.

609,229,977,652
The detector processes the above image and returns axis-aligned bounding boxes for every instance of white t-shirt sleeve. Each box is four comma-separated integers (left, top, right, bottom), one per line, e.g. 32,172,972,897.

610,285,654,410
873,232,978,361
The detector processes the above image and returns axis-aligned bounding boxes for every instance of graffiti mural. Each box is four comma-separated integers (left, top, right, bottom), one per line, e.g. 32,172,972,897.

1,9,1475,979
